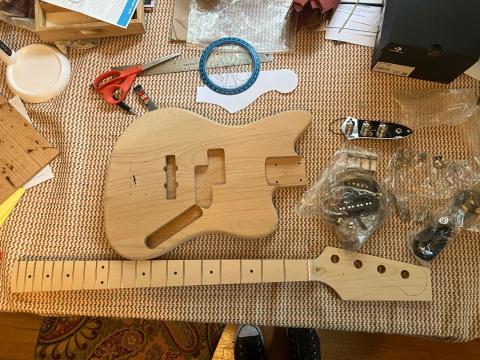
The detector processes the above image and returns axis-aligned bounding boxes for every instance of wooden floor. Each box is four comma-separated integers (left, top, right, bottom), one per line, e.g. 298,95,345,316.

214,325,480,360
0,312,43,360
1,313,480,360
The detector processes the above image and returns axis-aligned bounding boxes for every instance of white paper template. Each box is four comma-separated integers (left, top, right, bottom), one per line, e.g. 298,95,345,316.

196,69,299,113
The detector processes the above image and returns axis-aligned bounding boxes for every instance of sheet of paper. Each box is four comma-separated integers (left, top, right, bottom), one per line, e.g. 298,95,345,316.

42,0,139,28
8,97,55,189
0,188,25,227
325,4,381,47
170,0,189,41
196,69,299,113
465,59,480,81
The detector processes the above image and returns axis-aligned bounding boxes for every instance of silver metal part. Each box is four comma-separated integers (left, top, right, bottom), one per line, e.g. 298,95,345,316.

439,216,450,225
360,121,372,137
376,123,388,138
112,53,274,75
340,117,412,140
345,119,355,136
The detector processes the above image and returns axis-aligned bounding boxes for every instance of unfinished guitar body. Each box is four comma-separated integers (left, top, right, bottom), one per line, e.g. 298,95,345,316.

104,108,311,259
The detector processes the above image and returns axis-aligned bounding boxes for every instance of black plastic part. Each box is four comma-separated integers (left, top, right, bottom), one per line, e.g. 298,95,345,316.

412,224,454,262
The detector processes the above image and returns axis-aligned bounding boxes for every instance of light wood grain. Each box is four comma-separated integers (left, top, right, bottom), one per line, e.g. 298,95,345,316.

11,247,432,301
35,0,145,42
104,108,311,260
0,97,58,204
309,247,432,301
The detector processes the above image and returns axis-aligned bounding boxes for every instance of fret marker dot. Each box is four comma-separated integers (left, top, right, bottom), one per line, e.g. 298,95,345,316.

28,275,32,278
46,274,50,278
210,270,213,274
174,271,177,275
250,269,253,273
66,274,70,277
142,272,145,276
100,281,104,284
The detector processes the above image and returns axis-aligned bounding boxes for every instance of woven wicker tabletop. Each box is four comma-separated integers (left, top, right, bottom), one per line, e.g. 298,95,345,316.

1,3,479,341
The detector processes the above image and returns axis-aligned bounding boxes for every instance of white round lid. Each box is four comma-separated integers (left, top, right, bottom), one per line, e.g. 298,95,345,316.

6,44,71,103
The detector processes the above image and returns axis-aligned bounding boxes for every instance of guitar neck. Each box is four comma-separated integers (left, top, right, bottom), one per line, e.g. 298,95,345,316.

11,258,310,293
10,248,432,302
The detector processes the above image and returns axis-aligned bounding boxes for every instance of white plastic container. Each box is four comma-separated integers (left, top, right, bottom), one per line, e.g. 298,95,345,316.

0,40,71,103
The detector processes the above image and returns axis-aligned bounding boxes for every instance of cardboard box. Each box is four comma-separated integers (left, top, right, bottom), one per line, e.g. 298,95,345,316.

372,0,480,83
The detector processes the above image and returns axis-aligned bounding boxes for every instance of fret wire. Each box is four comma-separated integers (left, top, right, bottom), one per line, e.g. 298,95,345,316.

120,260,124,289
93,261,98,290
165,260,168,286
82,260,86,290
12,261,19,293
149,260,152,288
71,260,76,289
182,260,185,286
32,261,37,291
260,260,263,283
60,261,65,290
106,261,111,288
134,261,137,288
219,259,222,285
21,261,27,292
240,259,242,284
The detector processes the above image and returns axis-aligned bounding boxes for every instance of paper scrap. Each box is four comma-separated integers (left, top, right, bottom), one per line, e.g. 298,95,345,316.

0,188,25,227
8,96,54,189
325,4,381,47
196,69,299,113
170,0,189,41
42,0,139,28
465,59,480,81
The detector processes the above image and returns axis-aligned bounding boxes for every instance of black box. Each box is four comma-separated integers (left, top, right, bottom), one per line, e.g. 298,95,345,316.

372,0,480,83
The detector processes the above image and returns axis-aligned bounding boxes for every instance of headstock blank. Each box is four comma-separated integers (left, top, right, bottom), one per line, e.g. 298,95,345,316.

309,247,432,301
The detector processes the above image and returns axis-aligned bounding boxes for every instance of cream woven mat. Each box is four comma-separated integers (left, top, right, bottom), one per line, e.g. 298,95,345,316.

1,4,479,341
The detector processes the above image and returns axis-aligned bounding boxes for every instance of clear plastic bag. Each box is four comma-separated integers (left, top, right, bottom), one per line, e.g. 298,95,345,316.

459,108,480,162
186,0,296,52
409,187,480,265
384,149,480,225
396,88,478,129
298,147,389,251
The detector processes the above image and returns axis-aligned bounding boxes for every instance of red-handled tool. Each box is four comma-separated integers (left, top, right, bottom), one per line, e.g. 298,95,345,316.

92,53,179,105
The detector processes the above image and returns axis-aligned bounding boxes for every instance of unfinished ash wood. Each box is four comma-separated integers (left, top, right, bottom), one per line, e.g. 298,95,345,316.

12,247,432,301
0,97,58,204
104,108,311,260
35,1,145,42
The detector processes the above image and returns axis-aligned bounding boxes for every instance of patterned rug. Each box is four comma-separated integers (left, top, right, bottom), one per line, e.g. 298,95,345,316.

35,317,224,360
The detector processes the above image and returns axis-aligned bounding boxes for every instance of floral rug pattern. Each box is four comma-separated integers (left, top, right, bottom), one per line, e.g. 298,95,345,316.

35,316,224,360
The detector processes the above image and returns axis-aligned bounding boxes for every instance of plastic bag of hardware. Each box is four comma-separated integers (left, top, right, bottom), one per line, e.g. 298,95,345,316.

298,147,389,251
384,149,480,225
187,0,296,52
409,187,480,264
396,88,478,129
459,108,480,162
